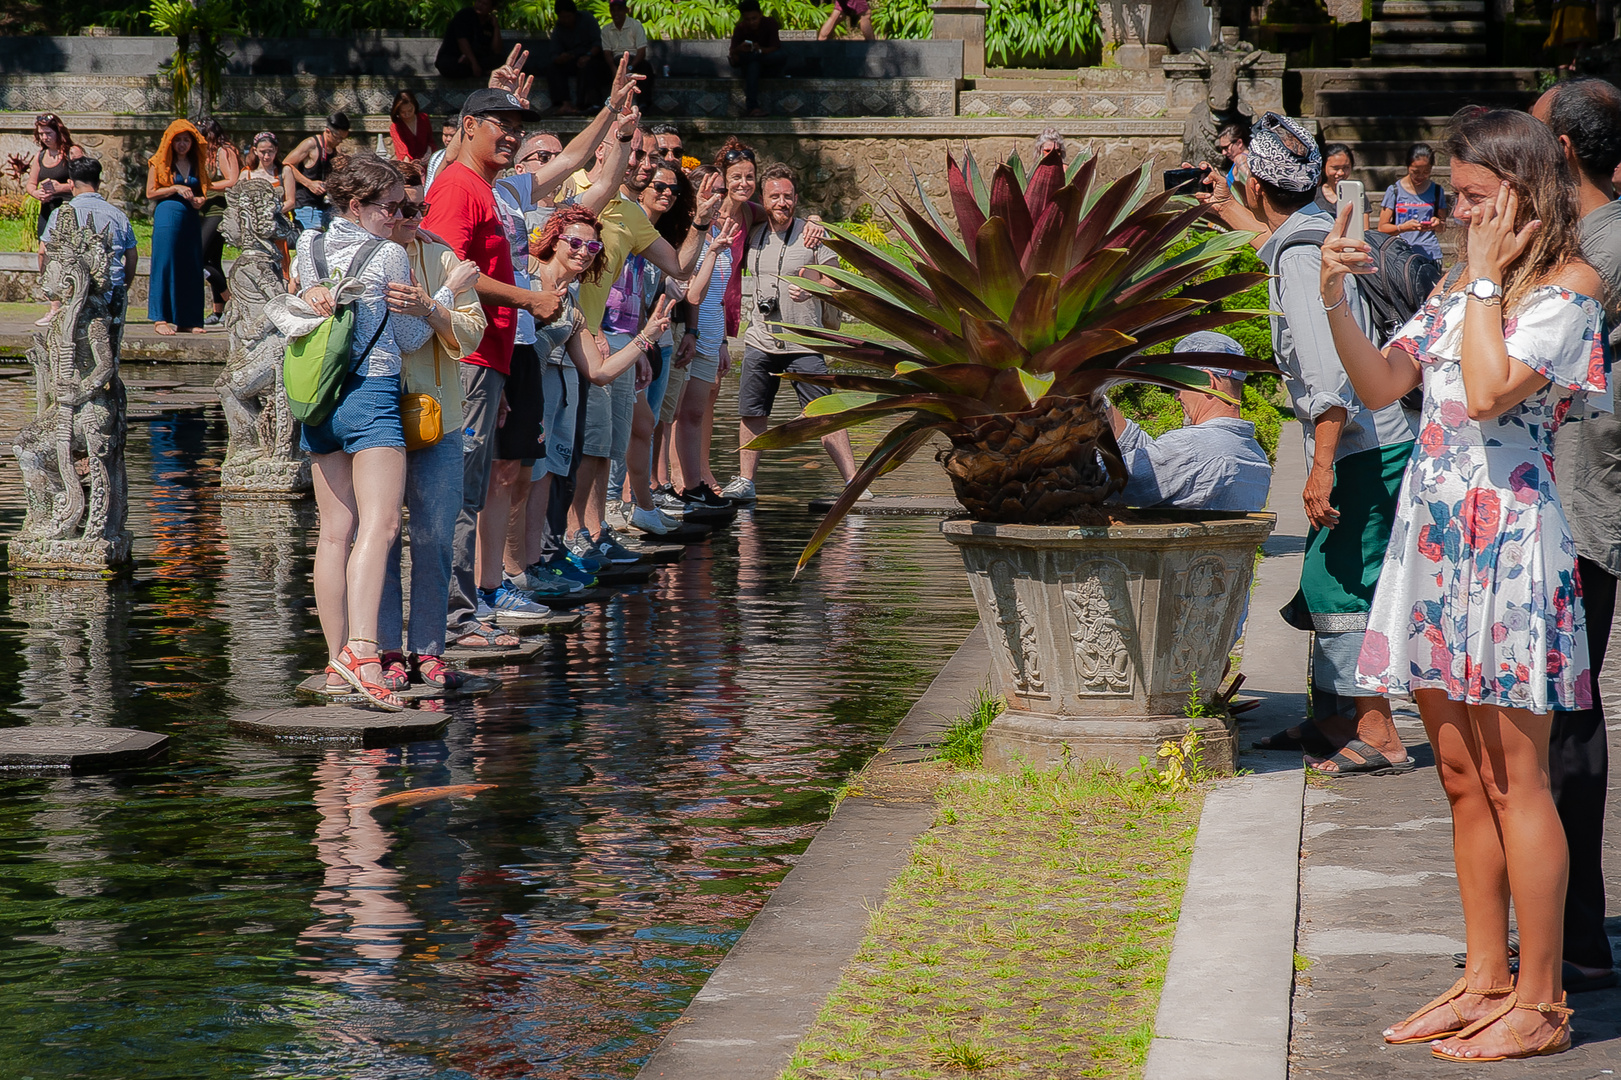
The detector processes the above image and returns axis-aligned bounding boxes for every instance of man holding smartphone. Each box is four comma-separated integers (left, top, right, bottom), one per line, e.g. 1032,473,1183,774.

1243,113,1418,777
730,0,785,117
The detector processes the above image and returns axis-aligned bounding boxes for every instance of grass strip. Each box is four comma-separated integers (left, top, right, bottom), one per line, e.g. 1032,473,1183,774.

781,760,1204,1079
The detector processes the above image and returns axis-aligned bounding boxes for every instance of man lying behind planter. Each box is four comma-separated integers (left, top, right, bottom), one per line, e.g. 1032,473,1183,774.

1106,331,1272,513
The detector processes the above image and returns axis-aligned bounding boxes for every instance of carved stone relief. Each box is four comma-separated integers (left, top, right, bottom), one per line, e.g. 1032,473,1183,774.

1065,559,1135,695
988,559,1045,696
1168,554,1228,691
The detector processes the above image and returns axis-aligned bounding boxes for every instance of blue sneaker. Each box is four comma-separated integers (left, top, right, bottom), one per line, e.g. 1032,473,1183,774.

485,581,556,623
543,554,597,589
475,590,497,621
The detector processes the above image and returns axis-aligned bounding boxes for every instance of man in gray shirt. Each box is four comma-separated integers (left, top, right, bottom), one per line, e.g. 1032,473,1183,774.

721,163,858,503
1531,77,1619,994
1230,114,1418,775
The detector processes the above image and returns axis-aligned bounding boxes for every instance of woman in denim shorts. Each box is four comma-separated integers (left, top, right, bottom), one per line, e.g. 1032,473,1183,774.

294,154,435,710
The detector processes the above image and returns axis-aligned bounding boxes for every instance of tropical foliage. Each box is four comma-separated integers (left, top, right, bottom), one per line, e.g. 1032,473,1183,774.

147,0,238,115
12,0,1099,68
749,148,1273,571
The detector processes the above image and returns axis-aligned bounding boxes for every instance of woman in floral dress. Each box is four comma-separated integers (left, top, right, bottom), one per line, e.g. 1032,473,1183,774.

1317,108,1610,1062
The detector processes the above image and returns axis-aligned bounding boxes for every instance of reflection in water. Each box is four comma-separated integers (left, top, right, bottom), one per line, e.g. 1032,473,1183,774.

0,368,976,1078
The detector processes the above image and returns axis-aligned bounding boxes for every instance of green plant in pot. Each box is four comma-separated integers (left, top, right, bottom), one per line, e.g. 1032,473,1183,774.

748,148,1275,572
751,148,1282,774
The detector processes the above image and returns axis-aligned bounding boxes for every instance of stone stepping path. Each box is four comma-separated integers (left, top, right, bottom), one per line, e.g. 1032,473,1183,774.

491,608,585,629
0,725,169,772
623,541,686,563
441,638,545,666
294,672,501,703
593,565,656,587
532,587,614,609
230,705,448,746
807,493,967,516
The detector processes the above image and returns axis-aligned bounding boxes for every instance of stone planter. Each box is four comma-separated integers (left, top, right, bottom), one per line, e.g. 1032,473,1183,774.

941,512,1275,774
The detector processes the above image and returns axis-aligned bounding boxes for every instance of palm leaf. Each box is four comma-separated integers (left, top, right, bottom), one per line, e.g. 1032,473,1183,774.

973,217,1024,320
946,153,987,254
795,417,939,574
1007,273,1062,352
906,161,968,259
990,162,1035,262
961,310,1032,369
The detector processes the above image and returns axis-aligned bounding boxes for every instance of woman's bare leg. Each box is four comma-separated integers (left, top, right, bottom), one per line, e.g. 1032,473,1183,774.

311,451,359,683
523,472,553,569
626,395,657,511
698,376,724,490
674,379,710,493
1384,690,1513,1042
344,446,405,682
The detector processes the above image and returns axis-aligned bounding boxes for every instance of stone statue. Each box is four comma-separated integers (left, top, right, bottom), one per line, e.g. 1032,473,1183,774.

1181,29,1263,173
9,208,131,576
215,178,309,496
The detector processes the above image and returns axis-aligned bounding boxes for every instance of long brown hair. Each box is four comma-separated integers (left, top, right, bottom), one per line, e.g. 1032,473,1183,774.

33,113,76,154
325,153,403,213
1444,107,1587,313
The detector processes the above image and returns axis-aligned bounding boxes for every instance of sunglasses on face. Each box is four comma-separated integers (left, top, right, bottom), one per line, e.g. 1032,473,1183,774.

473,115,524,139
365,199,407,216
520,149,558,166
401,200,430,219
658,144,683,158
649,181,676,195
561,236,604,255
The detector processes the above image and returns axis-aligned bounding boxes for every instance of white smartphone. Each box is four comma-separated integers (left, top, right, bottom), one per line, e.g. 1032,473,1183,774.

1337,180,1365,239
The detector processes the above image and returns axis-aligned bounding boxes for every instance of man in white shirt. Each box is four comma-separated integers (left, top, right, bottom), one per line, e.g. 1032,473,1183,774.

600,0,651,77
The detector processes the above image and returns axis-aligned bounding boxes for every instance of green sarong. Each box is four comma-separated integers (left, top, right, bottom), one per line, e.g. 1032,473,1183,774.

1281,440,1414,633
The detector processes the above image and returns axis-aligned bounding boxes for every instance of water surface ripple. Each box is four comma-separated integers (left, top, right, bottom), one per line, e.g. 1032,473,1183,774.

0,364,975,1079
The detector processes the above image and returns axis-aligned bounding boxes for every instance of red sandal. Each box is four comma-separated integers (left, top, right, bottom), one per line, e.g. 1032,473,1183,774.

378,651,410,692
332,644,408,712
410,653,466,689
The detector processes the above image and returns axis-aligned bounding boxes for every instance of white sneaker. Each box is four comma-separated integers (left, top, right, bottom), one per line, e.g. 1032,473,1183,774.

605,501,632,531
720,475,757,502
630,503,678,535
856,488,875,501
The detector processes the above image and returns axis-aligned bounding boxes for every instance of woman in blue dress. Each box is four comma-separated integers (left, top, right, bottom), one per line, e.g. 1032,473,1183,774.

145,119,208,335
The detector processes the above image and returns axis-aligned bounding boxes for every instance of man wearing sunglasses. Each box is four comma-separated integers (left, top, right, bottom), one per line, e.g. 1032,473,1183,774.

649,123,684,167
423,71,641,645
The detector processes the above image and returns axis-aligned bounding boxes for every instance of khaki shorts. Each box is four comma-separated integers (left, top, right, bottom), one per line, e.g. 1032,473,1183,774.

687,350,721,385
660,363,691,424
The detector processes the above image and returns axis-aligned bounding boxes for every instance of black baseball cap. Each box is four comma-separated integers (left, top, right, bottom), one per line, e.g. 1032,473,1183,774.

459,88,541,122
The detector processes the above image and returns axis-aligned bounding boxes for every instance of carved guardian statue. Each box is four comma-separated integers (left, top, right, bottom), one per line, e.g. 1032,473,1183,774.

1181,36,1263,175
215,178,308,496
9,209,131,576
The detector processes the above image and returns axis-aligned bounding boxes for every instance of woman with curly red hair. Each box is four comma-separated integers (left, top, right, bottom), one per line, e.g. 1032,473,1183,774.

146,119,209,335
504,204,673,580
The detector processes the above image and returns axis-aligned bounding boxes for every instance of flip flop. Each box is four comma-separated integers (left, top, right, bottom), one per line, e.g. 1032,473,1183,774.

1563,961,1617,994
1307,738,1415,777
452,623,520,649
1255,718,1335,756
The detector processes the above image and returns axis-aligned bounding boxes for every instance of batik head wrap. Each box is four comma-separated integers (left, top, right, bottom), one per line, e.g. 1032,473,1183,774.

1245,112,1321,194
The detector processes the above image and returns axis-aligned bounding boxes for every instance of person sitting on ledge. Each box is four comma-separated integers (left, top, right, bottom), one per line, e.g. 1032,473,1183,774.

730,0,785,118
549,0,608,116
1107,331,1272,513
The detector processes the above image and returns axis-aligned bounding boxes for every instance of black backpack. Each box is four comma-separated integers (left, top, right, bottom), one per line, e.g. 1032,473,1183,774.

1279,226,1442,347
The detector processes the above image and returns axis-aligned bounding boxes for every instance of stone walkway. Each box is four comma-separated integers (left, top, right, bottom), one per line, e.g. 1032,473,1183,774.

0,303,228,363
1254,425,1621,1074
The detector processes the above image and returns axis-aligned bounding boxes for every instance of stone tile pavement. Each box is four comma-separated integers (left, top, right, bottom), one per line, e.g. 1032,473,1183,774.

1252,424,1621,1075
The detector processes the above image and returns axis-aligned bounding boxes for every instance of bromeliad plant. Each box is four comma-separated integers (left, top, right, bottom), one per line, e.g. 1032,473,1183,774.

748,148,1274,571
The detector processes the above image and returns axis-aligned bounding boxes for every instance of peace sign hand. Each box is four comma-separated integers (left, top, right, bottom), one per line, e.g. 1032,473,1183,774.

1466,181,1539,282
642,295,673,341
693,173,723,227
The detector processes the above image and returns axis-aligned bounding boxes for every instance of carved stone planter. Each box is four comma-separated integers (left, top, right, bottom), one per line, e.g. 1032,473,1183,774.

941,512,1275,774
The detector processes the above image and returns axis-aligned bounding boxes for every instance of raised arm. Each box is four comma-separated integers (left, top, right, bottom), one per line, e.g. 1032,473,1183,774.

682,219,741,303
1318,199,1423,411
1188,159,1268,250
570,296,672,384
574,110,640,216
530,53,645,196
646,174,724,279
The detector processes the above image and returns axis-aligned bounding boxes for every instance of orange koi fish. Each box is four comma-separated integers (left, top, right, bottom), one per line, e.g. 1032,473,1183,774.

355,783,496,809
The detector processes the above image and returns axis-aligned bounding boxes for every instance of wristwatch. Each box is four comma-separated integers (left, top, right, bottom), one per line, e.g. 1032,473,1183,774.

1466,278,1504,305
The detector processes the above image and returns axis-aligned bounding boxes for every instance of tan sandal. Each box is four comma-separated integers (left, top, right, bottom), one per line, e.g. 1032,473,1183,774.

1432,992,1572,1062
1383,978,1514,1045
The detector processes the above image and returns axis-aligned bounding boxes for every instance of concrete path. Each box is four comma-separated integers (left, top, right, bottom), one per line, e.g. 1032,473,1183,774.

0,307,229,363
635,626,988,1080
1145,424,1311,1080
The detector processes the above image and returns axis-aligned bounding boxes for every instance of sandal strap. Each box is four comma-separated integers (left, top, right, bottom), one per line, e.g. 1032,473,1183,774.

1393,977,1469,1030
1451,991,1519,1042
1512,997,1573,1020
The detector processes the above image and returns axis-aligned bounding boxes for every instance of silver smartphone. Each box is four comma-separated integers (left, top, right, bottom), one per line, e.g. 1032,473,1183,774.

1337,180,1365,238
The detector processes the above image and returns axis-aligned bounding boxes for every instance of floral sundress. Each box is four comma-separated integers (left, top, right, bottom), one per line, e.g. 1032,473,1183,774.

1355,285,1613,713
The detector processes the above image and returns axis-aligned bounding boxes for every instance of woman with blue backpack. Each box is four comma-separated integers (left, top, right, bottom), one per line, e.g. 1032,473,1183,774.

293,153,438,711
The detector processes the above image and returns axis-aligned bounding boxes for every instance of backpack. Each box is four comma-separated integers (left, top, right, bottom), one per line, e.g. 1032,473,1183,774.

1279,226,1442,348
283,234,391,428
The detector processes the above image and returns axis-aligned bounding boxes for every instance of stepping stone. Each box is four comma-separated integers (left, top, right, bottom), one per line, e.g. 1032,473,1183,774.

807,493,967,516
294,672,501,703
231,706,448,746
622,541,686,563
492,608,584,632
442,637,544,665
654,522,716,544
594,565,656,587
122,379,185,390
534,587,612,609
0,725,169,772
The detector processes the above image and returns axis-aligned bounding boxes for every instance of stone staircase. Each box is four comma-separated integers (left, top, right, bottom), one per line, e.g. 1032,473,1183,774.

1301,66,1541,193
1371,0,1488,63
